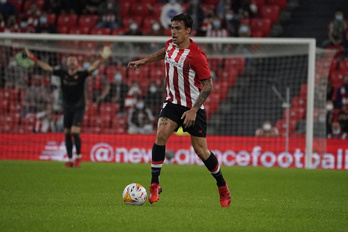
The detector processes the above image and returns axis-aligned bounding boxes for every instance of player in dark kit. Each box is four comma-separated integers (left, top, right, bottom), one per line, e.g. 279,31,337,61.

26,47,111,167
128,14,231,207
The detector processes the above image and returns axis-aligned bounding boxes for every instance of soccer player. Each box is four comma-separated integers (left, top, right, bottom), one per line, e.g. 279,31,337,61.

26,47,111,167
127,14,231,207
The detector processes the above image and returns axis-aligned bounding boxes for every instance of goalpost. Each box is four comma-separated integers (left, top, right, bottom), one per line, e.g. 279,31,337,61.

0,33,332,169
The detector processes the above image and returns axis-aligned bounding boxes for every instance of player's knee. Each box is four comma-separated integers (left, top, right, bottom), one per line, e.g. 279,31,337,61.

193,146,210,160
155,130,170,145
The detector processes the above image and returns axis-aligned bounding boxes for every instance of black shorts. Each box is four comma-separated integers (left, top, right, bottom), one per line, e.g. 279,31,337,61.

63,106,85,128
159,101,207,137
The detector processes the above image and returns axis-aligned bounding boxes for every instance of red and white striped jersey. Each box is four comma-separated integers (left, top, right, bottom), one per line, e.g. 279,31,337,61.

164,39,211,109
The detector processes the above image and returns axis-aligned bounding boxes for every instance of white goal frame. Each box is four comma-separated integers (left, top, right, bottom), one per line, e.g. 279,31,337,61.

0,33,316,169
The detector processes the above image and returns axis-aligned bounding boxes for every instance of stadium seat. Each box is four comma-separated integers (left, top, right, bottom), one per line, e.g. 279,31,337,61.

140,0,157,4
251,18,271,37
89,115,111,129
149,67,165,82
23,0,45,11
142,16,158,32
69,27,90,34
112,28,126,35
111,116,127,129
266,0,288,10
200,4,216,15
214,81,229,100
21,114,36,128
330,71,345,88
4,113,20,127
207,58,224,72
90,28,111,35
57,26,69,34
202,0,220,6
47,14,56,25
57,14,78,28
299,84,307,98
78,15,98,28
283,107,305,121
8,103,21,114
120,3,131,18
130,3,151,17
251,0,265,12
224,57,246,75
276,119,296,136
152,4,165,18
0,100,8,114
216,69,238,87
127,67,150,83
85,103,98,116
291,96,306,108
99,104,119,117
261,5,280,24
79,41,97,50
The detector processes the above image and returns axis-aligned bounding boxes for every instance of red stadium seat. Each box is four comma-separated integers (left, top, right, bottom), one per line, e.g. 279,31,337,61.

130,3,151,17
207,58,224,72
0,100,8,114
200,4,216,15
276,119,296,136
79,41,97,50
224,57,246,75
140,0,157,4
90,28,111,35
201,0,220,7
299,84,307,98
291,96,306,108
99,104,119,117
216,69,238,87
47,14,56,25
8,103,21,114
152,4,165,18
69,27,90,34
8,0,22,12
283,107,305,121
261,5,280,24
4,113,20,127
120,3,131,18
85,103,98,116
78,15,98,28
57,26,69,34
330,71,345,88
266,0,288,10
149,67,165,82
111,116,127,129
57,14,78,28
89,115,111,129
142,16,158,32
251,0,265,12
251,18,271,37
214,81,229,100
112,28,126,35
23,0,45,12
127,67,150,83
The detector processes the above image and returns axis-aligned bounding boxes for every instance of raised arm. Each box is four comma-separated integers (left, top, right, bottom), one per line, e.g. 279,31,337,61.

88,46,111,74
127,48,166,70
25,48,53,72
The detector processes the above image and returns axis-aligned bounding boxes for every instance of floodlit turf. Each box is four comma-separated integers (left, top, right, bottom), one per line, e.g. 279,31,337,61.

0,160,347,232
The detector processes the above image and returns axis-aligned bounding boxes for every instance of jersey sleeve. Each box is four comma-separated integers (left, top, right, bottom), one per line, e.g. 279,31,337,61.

52,69,65,79
190,50,211,80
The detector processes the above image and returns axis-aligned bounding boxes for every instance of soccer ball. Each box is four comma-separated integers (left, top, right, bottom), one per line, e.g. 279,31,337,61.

122,183,147,205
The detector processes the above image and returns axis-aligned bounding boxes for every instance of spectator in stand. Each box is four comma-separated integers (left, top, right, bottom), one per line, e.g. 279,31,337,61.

335,75,348,111
0,13,5,32
4,14,19,32
61,0,83,15
338,110,348,133
21,74,52,116
323,9,347,48
239,0,258,19
35,103,56,133
0,0,18,23
327,121,347,139
145,81,163,116
22,2,41,33
4,56,25,90
96,0,121,30
223,9,241,37
326,100,335,135
43,0,61,15
146,20,165,36
238,22,251,37
256,120,279,137
105,70,129,116
128,96,154,134
216,0,240,19
326,78,335,101
185,0,204,34
91,72,110,105
83,0,103,15
125,80,142,112
160,0,183,29
206,17,229,52
35,11,58,34
200,9,215,36
124,21,142,36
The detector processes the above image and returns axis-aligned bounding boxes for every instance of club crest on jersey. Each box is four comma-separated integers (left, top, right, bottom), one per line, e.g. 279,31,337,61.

74,75,78,79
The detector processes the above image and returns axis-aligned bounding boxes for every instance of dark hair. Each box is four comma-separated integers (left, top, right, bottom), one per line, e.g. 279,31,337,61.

171,13,193,30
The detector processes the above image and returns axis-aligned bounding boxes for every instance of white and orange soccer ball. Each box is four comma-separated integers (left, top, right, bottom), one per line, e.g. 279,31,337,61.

122,183,147,205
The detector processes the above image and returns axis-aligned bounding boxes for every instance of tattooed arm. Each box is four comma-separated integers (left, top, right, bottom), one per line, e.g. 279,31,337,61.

181,78,213,128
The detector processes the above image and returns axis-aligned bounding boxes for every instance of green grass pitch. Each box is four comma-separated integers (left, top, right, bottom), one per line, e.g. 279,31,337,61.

0,160,347,232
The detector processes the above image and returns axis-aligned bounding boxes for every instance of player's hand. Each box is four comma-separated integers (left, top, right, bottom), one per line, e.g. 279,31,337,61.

100,46,111,60
127,60,145,71
25,48,38,62
181,108,197,128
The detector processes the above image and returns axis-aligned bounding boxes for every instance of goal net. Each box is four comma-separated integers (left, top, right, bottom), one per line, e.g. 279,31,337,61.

0,33,338,169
